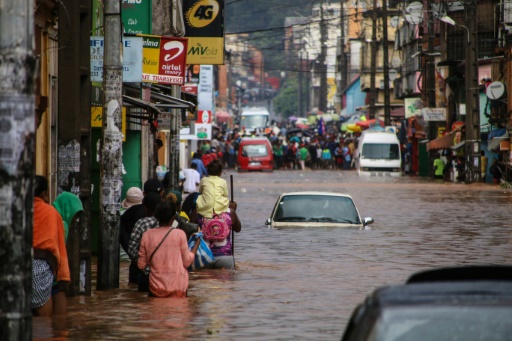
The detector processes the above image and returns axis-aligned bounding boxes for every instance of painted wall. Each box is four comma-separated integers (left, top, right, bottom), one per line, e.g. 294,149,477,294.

345,78,366,115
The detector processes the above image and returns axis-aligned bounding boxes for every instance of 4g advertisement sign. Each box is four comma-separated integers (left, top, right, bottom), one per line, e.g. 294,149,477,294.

184,0,224,65
139,35,188,85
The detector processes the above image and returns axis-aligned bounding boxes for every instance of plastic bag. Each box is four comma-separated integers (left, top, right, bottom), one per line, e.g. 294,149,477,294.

188,232,214,270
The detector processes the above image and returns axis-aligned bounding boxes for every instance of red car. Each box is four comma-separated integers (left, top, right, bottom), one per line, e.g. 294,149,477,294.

237,138,273,172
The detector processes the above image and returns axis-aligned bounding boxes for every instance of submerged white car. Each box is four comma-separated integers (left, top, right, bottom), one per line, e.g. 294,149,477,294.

265,191,374,229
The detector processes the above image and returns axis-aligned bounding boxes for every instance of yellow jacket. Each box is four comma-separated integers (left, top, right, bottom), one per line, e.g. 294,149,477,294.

196,176,230,218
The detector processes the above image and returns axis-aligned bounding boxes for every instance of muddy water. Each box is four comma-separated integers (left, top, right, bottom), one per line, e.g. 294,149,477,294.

33,170,512,340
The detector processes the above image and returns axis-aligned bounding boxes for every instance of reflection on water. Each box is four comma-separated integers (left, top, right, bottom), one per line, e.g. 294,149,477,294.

33,171,512,340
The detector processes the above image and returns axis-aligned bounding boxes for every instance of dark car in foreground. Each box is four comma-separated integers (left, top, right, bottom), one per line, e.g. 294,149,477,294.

341,266,512,341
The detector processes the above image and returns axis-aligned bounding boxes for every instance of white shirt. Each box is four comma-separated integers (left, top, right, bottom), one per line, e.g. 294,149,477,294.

182,168,201,193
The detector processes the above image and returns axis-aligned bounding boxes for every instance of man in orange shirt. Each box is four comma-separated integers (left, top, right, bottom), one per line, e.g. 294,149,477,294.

32,175,70,316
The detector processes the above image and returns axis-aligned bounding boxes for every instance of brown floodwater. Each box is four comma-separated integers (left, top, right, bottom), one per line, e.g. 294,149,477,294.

33,169,512,340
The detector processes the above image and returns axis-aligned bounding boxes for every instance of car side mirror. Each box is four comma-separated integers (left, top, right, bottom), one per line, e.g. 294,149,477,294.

265,218,271,225
363,217,374,226
242,151,248,157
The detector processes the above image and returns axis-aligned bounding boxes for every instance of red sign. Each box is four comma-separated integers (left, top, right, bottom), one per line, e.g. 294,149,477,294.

181,84,198,94
140,35,188,85
197,110,212,124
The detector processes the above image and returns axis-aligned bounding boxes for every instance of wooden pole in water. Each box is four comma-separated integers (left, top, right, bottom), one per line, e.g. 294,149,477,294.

230,175,235,265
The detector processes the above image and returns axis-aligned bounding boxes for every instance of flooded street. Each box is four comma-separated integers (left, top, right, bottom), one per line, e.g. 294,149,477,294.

33,170,512,340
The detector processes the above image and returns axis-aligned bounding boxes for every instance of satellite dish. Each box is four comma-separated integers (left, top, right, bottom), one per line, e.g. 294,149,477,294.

486,81,505,100
404,2,423,25
390,16,400,28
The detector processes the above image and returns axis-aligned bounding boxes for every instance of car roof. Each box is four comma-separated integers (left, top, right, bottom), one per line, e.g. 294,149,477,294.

371,281,512,306
342,266,512,340
279,191,354,199
406,265,512,283
357,266,512,310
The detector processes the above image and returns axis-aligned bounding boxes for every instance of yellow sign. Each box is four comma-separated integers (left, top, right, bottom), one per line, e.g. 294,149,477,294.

186,37,224,65
91,106,127,141
183,0,225,65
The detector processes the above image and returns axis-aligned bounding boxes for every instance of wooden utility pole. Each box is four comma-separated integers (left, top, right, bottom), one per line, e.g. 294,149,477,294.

0,0,36,339
339,0,348,91
382,0,391,126
169,86,181,191
319,5,328,112
369,0,378,119
299,51,303,116
464,0,480,183
426,0,437,177
98,0,123,290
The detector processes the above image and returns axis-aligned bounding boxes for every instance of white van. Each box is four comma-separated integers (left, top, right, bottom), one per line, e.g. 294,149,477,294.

356,130,402,176
239,107,270,135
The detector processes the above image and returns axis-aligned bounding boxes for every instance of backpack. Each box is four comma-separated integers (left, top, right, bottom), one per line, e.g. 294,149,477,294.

202,212,230,241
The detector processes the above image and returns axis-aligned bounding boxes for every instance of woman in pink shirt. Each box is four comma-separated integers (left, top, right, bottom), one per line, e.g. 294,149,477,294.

138,201,200,298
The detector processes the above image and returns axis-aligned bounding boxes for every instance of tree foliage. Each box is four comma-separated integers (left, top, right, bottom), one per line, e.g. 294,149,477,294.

272,74,308,119
225,0,316,76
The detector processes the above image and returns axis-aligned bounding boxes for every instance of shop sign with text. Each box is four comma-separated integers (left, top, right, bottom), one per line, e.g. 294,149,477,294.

121,0,152,34
90,36,143,82
183,0,224,64
421,107,446,121
139,35,188,85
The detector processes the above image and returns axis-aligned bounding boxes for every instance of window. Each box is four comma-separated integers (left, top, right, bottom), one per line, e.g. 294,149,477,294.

242,144,268,157
362,143,400,160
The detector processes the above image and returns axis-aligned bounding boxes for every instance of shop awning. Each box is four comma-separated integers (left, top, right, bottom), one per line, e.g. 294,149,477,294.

151,91,196,111
427,133,456,151
123,95,162,116
488,136,509,151
426,125,464,151
153,83,198,107
450,140,465,151
123,83,196,111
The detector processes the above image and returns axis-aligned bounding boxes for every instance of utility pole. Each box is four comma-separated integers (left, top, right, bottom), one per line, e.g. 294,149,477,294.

464,0,480,183
98,0,123,290
169,86,181,191
340,0,348,91
306,51,310,113
299,51,303,116
319,5,328,112
382,0,391,126
426,1,436,108
426,0,437,177
0,1,36,339
369,0,378,119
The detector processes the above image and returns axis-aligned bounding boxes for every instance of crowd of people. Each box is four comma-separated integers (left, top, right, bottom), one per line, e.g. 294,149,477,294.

31,158,242,312
192,125,361,172
119,159,241,298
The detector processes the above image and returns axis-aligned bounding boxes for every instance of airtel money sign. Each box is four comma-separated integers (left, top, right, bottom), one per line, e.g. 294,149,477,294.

139,35,188,85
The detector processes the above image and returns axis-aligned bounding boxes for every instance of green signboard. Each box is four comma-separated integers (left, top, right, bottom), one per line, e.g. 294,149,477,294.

122,0,152,35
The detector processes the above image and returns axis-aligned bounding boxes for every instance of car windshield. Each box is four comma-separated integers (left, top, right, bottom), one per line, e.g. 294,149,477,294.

362,143,400,160
367,306,512,341
273,194,360,224
240,115,268,129
243,144,268,157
